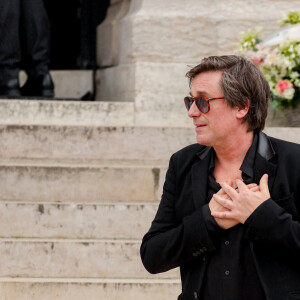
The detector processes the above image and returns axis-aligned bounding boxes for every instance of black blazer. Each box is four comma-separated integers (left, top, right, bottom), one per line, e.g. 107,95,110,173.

141,132,300,300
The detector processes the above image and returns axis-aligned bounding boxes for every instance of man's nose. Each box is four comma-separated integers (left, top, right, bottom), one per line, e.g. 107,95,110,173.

188,101,201,118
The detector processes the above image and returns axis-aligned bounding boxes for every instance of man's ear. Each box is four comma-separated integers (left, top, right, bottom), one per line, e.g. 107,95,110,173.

236,99,249,119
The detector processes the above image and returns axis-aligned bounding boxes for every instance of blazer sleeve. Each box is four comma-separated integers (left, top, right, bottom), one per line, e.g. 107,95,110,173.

140,154,216,274
244,196,300,257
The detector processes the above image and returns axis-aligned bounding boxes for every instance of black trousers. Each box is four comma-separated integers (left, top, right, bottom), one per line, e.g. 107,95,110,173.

0,0,50,82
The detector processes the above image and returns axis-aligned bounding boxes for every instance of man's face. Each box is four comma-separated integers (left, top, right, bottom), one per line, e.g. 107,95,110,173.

188,71,241,147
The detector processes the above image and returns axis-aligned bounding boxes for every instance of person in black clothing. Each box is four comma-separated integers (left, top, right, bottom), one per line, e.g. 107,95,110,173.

0,0,54,97
140,55,300,300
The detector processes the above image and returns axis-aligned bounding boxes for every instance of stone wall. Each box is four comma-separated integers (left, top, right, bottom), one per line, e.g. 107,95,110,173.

96,0,300,126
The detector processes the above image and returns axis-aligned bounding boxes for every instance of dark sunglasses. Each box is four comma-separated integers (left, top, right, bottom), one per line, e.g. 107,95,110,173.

184,96,225,113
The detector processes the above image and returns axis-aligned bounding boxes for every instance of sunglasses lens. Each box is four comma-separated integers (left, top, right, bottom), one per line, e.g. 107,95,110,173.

184,97,193,111
196,98,209,113
184,97,209,113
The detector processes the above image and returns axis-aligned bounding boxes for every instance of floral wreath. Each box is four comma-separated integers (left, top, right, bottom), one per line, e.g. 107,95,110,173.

238,11,300,111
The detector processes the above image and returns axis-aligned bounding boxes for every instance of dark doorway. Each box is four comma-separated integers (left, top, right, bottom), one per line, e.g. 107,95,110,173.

44,0,109,70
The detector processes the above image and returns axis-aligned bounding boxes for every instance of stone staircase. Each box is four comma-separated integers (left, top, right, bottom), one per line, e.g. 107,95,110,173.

0,97,299,299
0,100,190,299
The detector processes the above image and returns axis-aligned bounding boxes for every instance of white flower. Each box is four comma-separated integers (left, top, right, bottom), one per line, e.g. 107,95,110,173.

290,71,300,78
294,78,300,88
268,81,276,90
283,87,295,100
264,53,276,66
289,45,295,52
295,44,300,54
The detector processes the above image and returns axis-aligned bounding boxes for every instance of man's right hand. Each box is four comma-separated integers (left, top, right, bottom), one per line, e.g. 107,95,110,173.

209,183,259,229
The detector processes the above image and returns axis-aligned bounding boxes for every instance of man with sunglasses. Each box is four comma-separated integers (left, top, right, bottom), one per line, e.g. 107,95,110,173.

141,55,300,300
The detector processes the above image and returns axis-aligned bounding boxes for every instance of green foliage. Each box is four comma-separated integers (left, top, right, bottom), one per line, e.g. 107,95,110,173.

237,29,261,52
280,11,300,26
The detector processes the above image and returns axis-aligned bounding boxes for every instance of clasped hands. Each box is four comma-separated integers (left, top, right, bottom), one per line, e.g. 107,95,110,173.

209,174,270,229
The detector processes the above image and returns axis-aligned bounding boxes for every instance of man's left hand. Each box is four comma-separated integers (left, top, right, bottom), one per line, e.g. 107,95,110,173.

211,174,270,224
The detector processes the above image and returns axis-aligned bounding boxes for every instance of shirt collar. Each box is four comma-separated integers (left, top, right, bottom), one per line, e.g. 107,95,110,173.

197,146,212,160
202,134,258,178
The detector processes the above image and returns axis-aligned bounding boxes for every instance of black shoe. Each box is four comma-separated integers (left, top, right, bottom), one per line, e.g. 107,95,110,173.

21,73,55,98
0,78,21,97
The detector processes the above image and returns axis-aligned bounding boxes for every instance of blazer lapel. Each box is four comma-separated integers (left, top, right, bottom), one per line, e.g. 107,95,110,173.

191,147,212,209
254,132,277,191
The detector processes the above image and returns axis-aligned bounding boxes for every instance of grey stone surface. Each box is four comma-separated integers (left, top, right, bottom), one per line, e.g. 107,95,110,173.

99,0,300,65
97,0,131,67
0,125,194,161
0,163,161,202
96,64,136,102
266,106,300,127
263,127,300,143
1,125,300,162
0,100,134,126
0,239,178,278
0,280,181,300
0,202,157,239
1,98,300,128
96,62,191,126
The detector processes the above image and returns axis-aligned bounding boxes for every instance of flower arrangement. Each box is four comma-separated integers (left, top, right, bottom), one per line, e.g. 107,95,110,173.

238,11,300,111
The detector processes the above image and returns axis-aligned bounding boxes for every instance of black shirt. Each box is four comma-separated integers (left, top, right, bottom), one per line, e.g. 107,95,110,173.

201,134,266,300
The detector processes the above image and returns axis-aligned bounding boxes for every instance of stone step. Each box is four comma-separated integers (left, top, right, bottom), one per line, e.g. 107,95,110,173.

0,99,134,126
0,201,157,240
0,125,299,162
20,70,93,100
1,99,300,129
0,161,166,202
0,239,179,279
0,278,181,300
0,124,195,161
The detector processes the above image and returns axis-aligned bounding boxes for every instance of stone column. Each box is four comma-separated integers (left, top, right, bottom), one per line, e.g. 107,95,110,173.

96,0,300,127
